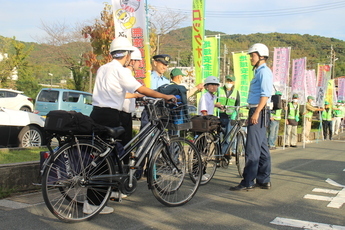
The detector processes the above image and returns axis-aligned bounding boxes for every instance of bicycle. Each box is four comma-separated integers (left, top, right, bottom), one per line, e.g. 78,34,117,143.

193,105,248,185
40,97,202,222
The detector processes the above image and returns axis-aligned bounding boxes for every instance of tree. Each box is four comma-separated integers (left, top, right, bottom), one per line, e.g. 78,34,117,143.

147,6,188,56
0,38,39,98
11,39,40,98
0,37,14,88
38,21,91,91
82,3,114,73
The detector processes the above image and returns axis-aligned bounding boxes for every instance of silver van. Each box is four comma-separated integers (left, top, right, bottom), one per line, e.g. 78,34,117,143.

35,88,93,116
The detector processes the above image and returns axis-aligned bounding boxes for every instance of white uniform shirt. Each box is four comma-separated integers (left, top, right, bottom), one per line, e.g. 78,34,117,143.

199,91,217,115
122,68,140,113
92,59,142,110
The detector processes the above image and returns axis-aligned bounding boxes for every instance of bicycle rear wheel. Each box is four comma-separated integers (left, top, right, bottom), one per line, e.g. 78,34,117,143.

148,137,202,206
236,131,246,178
42,140,114,222
194,132,218,185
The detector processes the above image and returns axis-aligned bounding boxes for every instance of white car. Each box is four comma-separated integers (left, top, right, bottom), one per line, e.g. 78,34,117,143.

0,88,34,112
0,108,46,147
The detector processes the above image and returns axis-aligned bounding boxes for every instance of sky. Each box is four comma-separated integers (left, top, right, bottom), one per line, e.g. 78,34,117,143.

1,0,345,43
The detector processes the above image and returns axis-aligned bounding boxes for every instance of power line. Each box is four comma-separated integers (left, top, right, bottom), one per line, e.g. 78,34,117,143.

151,0,345,18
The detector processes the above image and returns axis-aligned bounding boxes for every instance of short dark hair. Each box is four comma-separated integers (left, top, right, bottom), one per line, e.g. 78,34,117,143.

111,50,129,59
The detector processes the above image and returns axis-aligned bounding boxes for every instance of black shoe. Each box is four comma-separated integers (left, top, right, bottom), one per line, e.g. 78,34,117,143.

229,184,255,191
290,145,297,148
284,145,289,147
255,182,271,189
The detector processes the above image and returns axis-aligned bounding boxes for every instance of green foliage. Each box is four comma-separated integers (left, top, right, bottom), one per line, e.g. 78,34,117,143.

160,28,345,78
0,187,15,199
0,148,45,164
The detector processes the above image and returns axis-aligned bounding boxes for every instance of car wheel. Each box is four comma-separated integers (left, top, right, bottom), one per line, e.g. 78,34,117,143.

20,106,32,112
18,125,43,147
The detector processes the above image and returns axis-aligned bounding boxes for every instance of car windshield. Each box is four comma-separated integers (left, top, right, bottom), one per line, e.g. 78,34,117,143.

37,90,59,102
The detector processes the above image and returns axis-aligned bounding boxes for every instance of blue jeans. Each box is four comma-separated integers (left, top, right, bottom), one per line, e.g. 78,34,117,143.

268,120,279,147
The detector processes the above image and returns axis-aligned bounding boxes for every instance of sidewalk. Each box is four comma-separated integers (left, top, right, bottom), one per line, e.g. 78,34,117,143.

272,130,345,151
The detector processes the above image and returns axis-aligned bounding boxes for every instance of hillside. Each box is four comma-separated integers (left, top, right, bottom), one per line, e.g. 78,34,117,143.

160,27,345,77
1,28,345,85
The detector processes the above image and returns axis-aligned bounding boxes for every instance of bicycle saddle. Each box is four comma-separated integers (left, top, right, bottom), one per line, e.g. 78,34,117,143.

104,126,125,139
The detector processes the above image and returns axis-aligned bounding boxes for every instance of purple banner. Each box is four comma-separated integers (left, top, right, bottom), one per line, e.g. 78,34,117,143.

338,78,345,101
272,47,290,98
291,58,306,104
305,69,317,100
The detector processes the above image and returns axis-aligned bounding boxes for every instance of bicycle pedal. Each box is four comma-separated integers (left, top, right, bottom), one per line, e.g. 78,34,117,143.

110,197,122,202
220,159,229,169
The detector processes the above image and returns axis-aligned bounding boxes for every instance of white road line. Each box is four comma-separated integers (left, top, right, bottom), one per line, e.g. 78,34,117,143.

312,188,339,194
270,217,345,229
304,194,333,202
304,178,345,208
326,178,345,188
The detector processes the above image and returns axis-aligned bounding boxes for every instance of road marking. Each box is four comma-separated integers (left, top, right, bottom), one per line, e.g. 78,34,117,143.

0,199,33,209
271,217,345,229
304,178,345,208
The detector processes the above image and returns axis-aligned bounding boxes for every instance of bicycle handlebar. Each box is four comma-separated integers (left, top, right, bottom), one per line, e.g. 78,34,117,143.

136,96,177,105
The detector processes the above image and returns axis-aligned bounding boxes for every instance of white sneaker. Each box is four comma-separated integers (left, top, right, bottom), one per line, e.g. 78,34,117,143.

110,191,127,200
202,173,210,182
83,200,114,214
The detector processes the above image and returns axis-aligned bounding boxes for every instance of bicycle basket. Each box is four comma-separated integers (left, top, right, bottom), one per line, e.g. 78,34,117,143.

190,115,220,132
162,104,192,131
147,103,170,121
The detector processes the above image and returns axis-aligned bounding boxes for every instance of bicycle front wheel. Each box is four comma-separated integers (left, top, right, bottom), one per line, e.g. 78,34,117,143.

236,131,246,178
42,140,114,222
148,137,202,206
194,132,218,185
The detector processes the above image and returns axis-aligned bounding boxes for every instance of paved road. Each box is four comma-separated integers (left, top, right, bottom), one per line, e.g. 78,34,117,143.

1,135,344,229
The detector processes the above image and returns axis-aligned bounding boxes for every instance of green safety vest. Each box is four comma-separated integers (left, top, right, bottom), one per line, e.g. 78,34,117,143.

287,102,299,120
322,108,333,121
216,87,238,116
271,109,282,120
218,87,237,106
333,105,344,117
305,102,314,119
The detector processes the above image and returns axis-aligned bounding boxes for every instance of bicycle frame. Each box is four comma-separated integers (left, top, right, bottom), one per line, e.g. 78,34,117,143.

216,105,248,157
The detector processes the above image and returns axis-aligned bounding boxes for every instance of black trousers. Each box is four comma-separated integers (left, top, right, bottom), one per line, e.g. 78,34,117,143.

322,120,332,140
87,107,122,205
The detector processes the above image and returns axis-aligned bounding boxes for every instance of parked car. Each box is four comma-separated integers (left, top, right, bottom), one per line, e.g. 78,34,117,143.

35,88,93,116
0,88,34,112
0,108,46,147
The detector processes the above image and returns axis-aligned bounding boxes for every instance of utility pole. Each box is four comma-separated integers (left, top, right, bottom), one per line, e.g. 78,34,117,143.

330,45,337,79
223,43,227,78
177,50,180,66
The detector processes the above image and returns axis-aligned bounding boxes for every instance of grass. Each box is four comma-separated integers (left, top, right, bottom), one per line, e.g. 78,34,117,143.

0,147,48,164
0,187,15,199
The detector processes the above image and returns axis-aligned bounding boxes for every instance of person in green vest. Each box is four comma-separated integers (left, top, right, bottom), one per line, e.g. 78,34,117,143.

284,93,300,148
268,91,282,150
322,101,333,140
216,75,240,155
303,96,324,143
332,100,344,135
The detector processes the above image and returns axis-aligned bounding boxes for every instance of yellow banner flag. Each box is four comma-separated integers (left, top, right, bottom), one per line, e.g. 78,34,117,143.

192,0,205,85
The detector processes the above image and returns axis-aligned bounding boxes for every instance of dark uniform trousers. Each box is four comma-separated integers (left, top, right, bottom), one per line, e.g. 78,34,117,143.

240,108,271,187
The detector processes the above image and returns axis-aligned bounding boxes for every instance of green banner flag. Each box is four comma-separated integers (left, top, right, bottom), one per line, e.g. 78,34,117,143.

202,36,219,80
232,52,254,118
192,0,205,84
